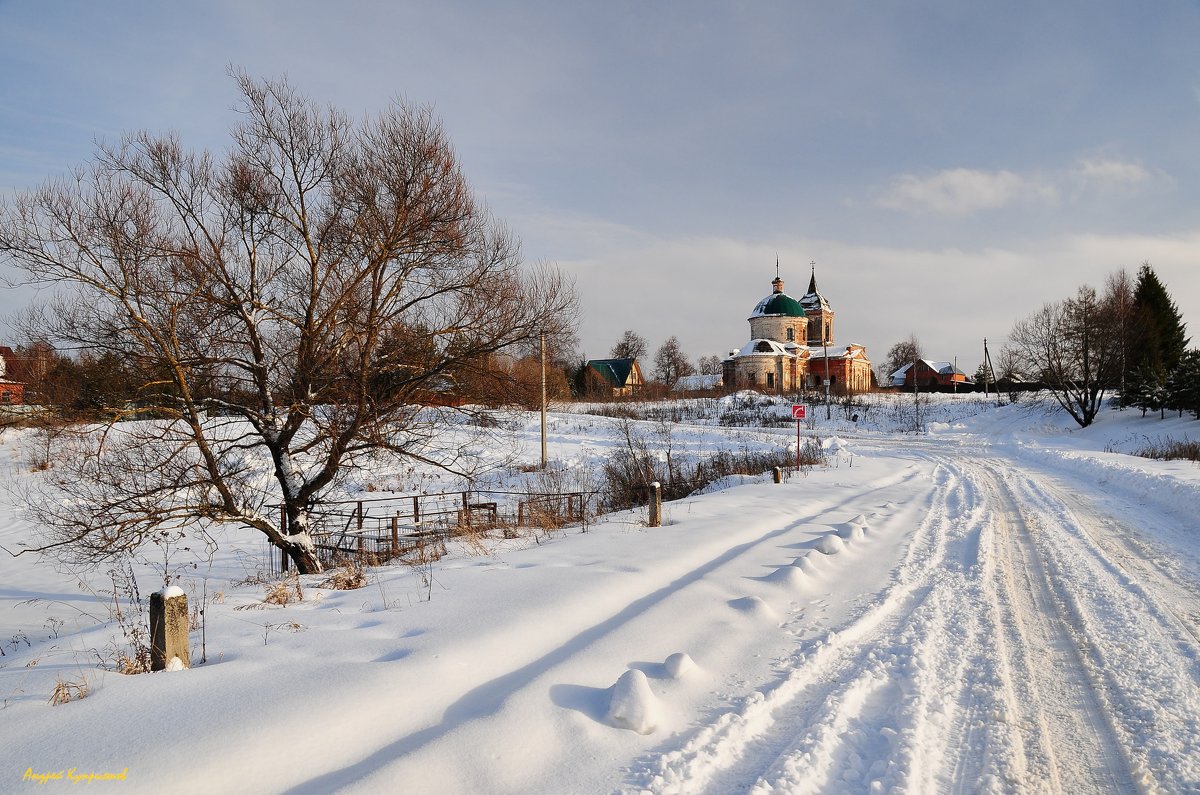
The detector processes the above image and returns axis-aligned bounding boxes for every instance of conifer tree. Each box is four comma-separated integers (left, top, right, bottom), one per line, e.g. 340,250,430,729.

1167,349,1200,419
1126,263,1189,400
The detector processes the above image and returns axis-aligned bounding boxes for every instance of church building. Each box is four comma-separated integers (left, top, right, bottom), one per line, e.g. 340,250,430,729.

722,265,872,394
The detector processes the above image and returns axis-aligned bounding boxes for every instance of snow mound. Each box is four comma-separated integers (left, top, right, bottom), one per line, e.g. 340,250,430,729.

763,565,807,588
606,669,659,734
664,652,695,679
815,534,845,555
727,595,777,618
834,522,866,541
792,553,821,575
165,656,186,672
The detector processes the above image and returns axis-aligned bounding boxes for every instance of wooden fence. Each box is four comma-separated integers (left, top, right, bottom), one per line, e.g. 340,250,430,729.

266,489,595,574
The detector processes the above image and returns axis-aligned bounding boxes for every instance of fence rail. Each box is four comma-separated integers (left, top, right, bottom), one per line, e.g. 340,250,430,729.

266,489,598,575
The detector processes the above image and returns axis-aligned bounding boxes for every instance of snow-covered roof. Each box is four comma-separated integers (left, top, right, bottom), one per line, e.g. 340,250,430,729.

732,339,800,358
799,269,831,313
673,373,723,391
807,344,869,361
749,292,805,319
889,360,968,385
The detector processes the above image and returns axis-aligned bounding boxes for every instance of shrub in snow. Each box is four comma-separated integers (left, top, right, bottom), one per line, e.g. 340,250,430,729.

606,669,659,734
764,565,807,588
834,522,866,542
792,553,821,575
664,652,695,679
815,535,845,555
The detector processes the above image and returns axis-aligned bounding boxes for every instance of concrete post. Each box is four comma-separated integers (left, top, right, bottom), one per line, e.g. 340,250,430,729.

648,482,662,527
150,587,190,671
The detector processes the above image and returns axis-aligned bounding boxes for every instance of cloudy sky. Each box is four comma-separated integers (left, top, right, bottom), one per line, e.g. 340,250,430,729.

3,1,1199,373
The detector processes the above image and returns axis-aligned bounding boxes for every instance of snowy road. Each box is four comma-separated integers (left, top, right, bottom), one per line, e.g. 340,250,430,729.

634,439,1200,794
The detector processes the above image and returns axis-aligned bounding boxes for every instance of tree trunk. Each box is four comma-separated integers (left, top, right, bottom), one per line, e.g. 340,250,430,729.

283,537,322,574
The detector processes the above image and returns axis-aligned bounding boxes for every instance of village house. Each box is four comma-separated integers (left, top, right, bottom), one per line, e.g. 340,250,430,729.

0,346,26,406
723,266,872,394
583,357,645,397
890,359,971,391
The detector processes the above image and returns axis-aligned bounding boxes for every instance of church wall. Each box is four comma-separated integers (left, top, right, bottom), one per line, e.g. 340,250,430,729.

749,316,807,345
732,355,806,392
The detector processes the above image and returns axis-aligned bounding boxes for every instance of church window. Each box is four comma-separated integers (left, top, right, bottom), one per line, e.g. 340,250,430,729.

786,327,795,342
767,372,775,388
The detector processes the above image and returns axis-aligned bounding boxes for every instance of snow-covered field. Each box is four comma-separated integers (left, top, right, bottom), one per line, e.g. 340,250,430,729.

2,393,1199,793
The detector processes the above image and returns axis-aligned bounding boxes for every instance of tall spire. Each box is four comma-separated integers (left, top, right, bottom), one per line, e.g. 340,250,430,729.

808,260,818,295
775,253,780,279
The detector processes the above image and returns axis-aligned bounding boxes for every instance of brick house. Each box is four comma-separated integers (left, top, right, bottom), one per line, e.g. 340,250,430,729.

889,360,971,390
0,346,25,406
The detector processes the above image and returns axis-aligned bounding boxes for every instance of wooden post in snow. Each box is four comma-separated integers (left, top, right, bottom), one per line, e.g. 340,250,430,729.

150,588,190,671
648,482,662,527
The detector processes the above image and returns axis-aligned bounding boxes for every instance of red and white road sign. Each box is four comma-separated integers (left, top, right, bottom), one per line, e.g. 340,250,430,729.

791,404,807,420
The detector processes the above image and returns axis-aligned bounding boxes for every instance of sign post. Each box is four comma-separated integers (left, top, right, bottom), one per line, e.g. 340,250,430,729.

791,404,806,469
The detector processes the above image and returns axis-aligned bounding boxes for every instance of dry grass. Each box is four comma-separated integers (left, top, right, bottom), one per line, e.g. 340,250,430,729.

115,646,152,675
1133,437,1200,463
49,675,89,705
264,574,302,605
321,558,368,590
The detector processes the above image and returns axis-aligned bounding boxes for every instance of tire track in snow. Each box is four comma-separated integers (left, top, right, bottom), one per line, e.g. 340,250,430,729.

967,459,1136,793
996,461,1200,792
629,462,984,794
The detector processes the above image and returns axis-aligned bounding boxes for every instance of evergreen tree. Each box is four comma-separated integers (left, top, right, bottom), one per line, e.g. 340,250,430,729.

1126,264,1189,406
1130,363,1166,417
973,363,994,390
1168,349,1200,419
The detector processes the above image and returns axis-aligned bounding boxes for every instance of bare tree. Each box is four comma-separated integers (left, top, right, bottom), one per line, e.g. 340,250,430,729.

1008,284,1121,427
697,355,723,375
880,334,923,386
653,336,695,388
1105,268,1135,403
0,72,577,572
610,329,648,360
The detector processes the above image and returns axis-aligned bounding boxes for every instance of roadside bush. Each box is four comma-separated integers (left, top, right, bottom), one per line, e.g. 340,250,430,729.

603,443,824,510
1133,437,1200,463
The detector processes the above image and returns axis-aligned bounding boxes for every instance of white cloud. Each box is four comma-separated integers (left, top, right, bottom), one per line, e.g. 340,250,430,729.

875,168,1057,216
1073,158,1151,185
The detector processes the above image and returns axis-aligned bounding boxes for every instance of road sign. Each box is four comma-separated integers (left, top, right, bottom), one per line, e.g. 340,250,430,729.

791,404,806,419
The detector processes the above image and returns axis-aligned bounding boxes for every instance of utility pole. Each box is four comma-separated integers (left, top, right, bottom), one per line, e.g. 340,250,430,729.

983,338,989,398
913,349,921,432
540,330,547,469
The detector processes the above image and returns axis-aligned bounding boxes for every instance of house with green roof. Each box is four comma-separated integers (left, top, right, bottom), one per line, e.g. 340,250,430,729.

584,357,645,397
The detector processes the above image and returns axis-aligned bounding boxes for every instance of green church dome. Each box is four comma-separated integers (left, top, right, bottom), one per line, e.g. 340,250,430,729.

750,291,806,318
